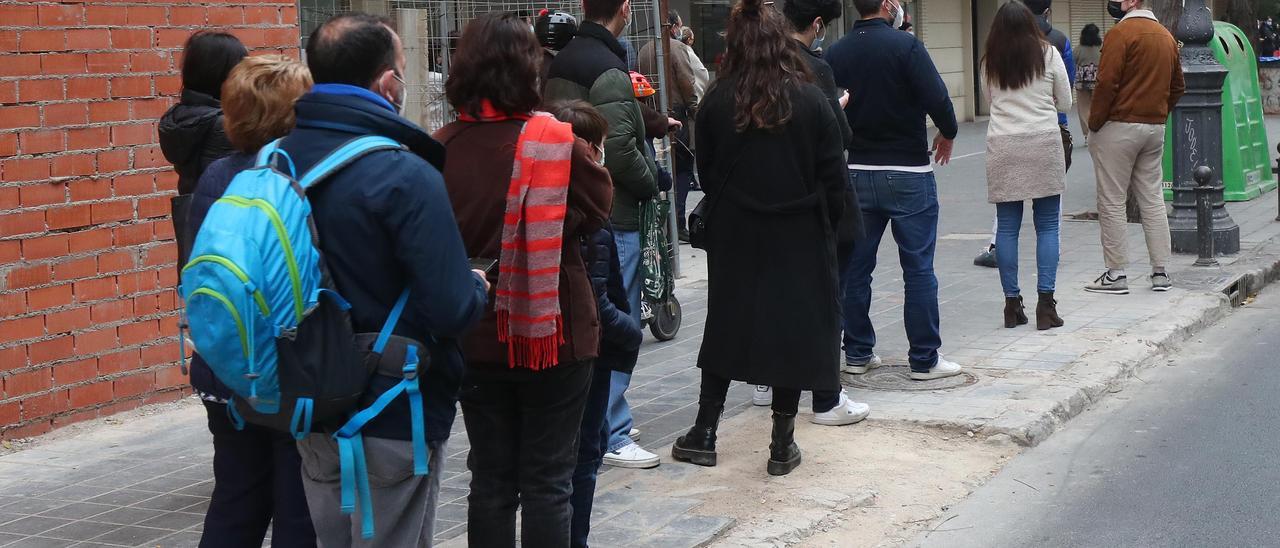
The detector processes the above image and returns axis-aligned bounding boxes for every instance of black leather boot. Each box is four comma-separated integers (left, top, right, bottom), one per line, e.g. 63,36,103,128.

767,412,802,476
1003,296,1028,328
1037,292,1065,330
672,404,722,466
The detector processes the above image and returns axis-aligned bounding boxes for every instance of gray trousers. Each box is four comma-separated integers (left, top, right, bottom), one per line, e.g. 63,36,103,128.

297,435,446,547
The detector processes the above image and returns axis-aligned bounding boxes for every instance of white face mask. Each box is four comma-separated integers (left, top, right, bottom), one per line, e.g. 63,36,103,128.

390,72,407,114
594,144,606,167
887,0,905,29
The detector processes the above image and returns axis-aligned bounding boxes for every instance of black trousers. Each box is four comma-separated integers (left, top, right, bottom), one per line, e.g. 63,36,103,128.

462,361,592,548
200,401,316,548
700,369,801,415
570,363,613,548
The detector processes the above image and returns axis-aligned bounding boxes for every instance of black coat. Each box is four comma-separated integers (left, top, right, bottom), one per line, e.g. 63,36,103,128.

159,90,235,196
693,79,847,391
582,226,642,373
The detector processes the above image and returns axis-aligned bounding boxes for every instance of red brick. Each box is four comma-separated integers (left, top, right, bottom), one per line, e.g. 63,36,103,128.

0,188,16,209
85,6,127,26
155,365,185,389
112,173,153,196
154,75,181,96
0,55,42,78
113,222,153,246
21,390,69,420
38,4,83,26
110,29,151,50
0,106,40,130
155,171,178,193
52,257,97,283
21,234,70,261
0,80,13,104
141,341,178,366
5,367,52,398
156,28,191,49
29,336,73,364
157,289,177,313
6,264,51,290
118,320,159,346
19,130,64,155
4,420,54,439
0,30,14,53
44,104,89,127
0,210,45,237
0,402,17,426
0,133,16,157
4,158,51,182
98,348,139,374
99,398,144,417
72,276,115,303
90,200,134,224
28,284,73,312
265,28,298,48
67,381,112,407
132,291,159,314
45,307,91,334
281,6,298,25
19,30,67,53
129,51,169,73
156,265,177,287
0,4,38,25
67,77,109,100
0,316,43,344
97,250,136,274
207,6,244,25
73,328,116,355
244,6,280,24
0,345,28,371
45,204,92,231
88,101,130,123
96,149,130,173
138,196,170,219
0,293,25,317
142,244,177,268
132,145,168,169
68,179,111,202
18,183,66,207
87,52,129,74
66,29,110,51
90,299,132,324
110,123,154,147
52,154,96,178
130,98,171,120
110,76,150,98
229,28,265,49
126,6,166,26
169,7,206,26
67,227,112,253
41,53,87,75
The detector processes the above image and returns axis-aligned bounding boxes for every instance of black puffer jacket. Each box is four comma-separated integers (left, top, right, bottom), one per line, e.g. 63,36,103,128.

159,89,235,196
581,226,642,373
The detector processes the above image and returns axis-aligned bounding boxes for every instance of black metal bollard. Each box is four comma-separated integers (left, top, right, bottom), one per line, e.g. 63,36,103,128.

1275,143,1280,222
1194,165,1219,267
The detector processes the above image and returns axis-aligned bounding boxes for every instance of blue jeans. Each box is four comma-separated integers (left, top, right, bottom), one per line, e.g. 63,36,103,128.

995,196,1061,297
607,230,642,452
571,365,612,548
843,170,941,373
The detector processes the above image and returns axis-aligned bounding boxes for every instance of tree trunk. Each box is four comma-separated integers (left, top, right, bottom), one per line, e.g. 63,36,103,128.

1149,0,1181,32
1222,0,1259,50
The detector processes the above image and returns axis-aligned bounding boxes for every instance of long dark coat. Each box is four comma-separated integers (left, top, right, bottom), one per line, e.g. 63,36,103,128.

693,79,848,391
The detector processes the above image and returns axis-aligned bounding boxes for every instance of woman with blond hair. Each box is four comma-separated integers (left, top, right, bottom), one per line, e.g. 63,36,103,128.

185,54,318,547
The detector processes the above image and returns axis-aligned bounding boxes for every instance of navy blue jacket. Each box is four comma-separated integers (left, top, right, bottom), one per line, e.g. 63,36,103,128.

581,227,642,373
274,89,487,442
826,18,958,167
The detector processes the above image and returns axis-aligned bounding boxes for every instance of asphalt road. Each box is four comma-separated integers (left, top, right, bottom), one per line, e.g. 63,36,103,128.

914,285,1280,548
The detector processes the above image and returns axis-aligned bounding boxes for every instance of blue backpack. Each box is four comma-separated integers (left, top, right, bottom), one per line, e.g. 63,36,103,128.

180,136,430,539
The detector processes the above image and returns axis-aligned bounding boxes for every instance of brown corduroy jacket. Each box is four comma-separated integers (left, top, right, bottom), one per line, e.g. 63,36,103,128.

1088,10,1186,132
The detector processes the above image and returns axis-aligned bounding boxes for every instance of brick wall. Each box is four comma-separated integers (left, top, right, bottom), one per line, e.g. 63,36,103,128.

0,0,300,439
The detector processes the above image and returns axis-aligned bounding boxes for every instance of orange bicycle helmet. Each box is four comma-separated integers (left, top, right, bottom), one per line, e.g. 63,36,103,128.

629,71,656,98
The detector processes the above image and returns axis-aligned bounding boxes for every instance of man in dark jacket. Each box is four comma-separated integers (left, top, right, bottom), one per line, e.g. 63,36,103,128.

545,0,662,469
280,14,488,545
826,0,963,382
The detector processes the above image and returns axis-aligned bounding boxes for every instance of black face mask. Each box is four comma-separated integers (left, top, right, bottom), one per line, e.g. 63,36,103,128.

1107,0,1127,20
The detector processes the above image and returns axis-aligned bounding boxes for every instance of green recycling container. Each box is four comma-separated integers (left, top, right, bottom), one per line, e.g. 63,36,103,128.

1162,21,1276,201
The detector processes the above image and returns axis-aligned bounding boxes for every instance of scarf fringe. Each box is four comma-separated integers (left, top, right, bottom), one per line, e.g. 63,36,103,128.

497,310,565,370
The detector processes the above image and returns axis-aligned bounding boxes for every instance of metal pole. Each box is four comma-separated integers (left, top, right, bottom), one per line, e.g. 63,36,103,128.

651,0,681,277
1194,165,1219,267
1274,143,1280,222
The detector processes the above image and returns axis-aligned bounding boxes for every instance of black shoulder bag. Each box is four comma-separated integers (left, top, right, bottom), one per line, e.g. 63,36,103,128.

687,148,744,251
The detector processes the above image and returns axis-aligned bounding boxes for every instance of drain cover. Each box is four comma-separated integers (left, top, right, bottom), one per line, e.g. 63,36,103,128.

843,365,978,392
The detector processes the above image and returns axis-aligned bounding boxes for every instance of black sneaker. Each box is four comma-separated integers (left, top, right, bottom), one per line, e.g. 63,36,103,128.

1150,272,1172,292
1084,271,1129,294
973,245,998,268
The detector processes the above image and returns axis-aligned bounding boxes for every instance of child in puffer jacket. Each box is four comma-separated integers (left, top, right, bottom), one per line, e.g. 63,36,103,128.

549,100,644,547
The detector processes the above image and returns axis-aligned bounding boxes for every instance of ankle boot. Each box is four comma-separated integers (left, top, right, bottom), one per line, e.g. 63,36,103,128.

1003,296,1028,328
1036,292,1065,330
672,404,722,466
766,412,802,476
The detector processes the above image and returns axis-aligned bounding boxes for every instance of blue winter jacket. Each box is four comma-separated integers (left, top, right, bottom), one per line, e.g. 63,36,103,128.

581,226,642,373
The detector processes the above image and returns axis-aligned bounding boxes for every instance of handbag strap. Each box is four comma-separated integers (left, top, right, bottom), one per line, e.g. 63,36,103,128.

703,142,748,217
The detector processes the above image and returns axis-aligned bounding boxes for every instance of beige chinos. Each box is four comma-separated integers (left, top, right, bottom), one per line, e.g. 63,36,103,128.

1089,121,1171,271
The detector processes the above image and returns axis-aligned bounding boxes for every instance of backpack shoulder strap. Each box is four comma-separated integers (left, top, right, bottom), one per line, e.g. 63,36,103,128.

298,135,404,190
255,138,297,178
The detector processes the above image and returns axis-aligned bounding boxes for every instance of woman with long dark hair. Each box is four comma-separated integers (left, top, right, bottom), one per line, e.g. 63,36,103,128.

1075,23,1103,142
433,12,612,547
670,0,848,476
982,1,1071,331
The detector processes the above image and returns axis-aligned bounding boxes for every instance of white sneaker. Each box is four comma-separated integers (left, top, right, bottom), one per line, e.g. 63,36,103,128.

752,385,773,406
909,357,963,381
810,392,870,426
629,427,641,441
842,354,883,375
603,442,660,469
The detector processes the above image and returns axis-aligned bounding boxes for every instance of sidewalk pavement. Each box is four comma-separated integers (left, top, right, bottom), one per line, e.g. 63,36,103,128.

2,117,1280,547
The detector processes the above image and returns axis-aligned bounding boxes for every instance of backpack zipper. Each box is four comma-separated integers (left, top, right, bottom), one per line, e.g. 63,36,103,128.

184,255,271,317
216,195,305,322
189,287,249,360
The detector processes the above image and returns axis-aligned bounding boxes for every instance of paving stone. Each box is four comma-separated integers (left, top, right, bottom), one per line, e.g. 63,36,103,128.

0,516,74,536
39,519,123,542
36,503,115,521
89,525,171,545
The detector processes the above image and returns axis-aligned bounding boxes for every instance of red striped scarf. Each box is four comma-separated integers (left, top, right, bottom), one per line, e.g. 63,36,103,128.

459,102,574,370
